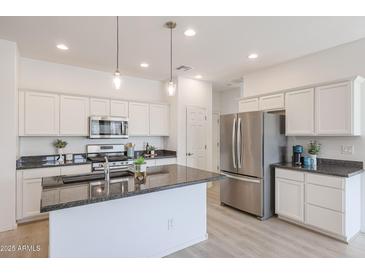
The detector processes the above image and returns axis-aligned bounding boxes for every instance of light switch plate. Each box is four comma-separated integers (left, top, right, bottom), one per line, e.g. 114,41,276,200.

341,145,354,155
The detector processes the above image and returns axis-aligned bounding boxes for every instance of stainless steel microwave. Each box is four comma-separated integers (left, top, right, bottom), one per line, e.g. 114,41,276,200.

89,116,128,139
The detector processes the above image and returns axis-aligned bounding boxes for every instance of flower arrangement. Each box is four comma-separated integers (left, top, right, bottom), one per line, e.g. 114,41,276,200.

134,156,145,165
308,140,321,155
54,139,68,149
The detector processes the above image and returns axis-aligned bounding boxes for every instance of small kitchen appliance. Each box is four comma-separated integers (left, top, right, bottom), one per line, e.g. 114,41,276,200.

292,145,304,166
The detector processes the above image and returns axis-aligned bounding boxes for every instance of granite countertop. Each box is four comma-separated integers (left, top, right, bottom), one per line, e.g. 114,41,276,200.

272,158,364,178
41,164,225,212
16,150,177,170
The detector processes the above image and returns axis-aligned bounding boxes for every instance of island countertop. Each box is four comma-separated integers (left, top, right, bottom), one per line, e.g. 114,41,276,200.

41,164,225,213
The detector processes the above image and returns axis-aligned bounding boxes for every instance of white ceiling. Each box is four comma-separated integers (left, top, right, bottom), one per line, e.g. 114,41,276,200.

1,16,365,91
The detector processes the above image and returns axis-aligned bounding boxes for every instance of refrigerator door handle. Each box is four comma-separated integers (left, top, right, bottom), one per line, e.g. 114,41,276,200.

221,172,261,184
237,118,242,168
232,117,236,168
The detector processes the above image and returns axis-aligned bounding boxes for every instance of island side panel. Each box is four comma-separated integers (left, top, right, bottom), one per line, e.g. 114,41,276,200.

49,183,207,257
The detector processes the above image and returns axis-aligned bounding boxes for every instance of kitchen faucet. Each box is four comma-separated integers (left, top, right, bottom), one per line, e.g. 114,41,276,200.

104,156,110,193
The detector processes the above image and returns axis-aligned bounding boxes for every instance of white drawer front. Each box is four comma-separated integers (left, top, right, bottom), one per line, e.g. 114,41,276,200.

259,93,284,110
145,159,156,167
306,183,344,212
23,167,60,179
155,158,177,166
306,173,344,189
276,168,304,182
60,164,91,176
305,204,344,236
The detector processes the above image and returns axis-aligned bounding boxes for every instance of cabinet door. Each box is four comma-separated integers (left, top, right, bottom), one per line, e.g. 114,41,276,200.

315,81,353,135
275,178,304,222
238,98,259,112
259,93,284,111
285,88,314,136
24,91,60,135
60,95,89,136
155,158,177,166
110,100,129,117
90,98,110,116
149,104,169,136
129,102,149,136
23,178,42,217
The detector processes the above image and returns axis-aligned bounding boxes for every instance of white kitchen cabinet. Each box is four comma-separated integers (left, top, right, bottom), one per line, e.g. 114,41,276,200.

90,98,110,116
285,88,314,136
315,80,361,136
155,158,177,166
60,95,89,136
22,91,60,136
129,102,150,136
149,104,169,136
22,178,42,218
259,93,284,111
60,164,92,176
238,98,259,113
275,177,304,222
110,100,129,117
275,168,361,242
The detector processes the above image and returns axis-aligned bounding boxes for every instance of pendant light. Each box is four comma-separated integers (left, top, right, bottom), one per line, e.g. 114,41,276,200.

113,16,121,90
165,21,176,96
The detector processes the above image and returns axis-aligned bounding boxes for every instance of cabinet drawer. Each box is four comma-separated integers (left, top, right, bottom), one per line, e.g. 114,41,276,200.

306,173,344,189
23,167,60,179
60,164,91,176
155,158,177,166
259,93,284,111
305,204,344,236
275,168,304,182
306,183,344,212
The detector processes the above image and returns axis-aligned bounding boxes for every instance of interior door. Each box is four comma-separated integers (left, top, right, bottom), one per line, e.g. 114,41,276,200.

220,114,237,174
237,112,263,178
186,106,207,170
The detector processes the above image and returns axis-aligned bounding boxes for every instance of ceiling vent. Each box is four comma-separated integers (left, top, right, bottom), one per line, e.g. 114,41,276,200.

176,65,193,71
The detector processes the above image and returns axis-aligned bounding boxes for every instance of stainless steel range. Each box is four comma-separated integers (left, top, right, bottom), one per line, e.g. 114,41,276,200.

87,144,133,172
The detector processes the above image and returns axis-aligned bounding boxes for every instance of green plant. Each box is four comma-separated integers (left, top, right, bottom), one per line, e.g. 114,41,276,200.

149,145,156,151
134,156,145,165
54,139,68,149
308,140,321,155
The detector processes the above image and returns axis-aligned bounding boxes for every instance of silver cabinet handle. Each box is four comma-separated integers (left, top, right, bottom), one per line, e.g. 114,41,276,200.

237,118,242,168
232,118,236,168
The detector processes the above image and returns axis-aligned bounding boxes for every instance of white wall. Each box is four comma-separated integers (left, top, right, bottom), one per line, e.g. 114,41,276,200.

0,39,18,232
172,77,213,171
18,58,168,156
243,38,365,97
242,37,365,231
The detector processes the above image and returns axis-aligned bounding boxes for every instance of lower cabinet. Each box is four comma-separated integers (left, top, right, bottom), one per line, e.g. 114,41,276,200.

275,168,361,242
17,164,91,222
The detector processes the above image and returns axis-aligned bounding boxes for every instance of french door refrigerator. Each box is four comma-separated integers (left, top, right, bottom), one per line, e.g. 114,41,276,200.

220,111,286,220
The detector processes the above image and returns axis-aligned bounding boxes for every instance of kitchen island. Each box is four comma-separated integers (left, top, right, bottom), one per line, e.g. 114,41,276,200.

41,164,225,257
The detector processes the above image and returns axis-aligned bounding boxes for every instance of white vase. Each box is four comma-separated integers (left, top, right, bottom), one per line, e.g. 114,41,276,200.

309,154,317,167
57,148,64,163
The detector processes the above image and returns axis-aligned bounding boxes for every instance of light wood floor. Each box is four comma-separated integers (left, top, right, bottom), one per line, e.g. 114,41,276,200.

2,183,365,258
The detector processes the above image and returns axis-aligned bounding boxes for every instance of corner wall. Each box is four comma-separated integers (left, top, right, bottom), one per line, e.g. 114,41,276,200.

0,39,18,232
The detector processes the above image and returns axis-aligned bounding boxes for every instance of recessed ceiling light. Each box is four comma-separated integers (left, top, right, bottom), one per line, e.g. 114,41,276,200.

248,53,258,59
56,44,69,50
140,62,149,68
195,75,202,79
184,29,196,37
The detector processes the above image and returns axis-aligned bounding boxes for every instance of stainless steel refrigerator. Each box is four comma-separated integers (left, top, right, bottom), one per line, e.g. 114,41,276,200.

220,111,286,220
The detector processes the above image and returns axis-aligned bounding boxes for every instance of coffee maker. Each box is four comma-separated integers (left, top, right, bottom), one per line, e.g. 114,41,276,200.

292,145,304,166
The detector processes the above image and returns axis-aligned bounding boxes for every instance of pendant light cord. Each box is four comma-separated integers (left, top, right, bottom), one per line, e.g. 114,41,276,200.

170,26,173,82
116,16,119,71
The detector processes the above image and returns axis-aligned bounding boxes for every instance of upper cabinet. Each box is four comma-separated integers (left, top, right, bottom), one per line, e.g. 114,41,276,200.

315,80,361,136
60,95,89,136
259,93,284,111
238,98,259,112
20,91,60,136
128,102,150,136
285,88,315,136
90,98,110,116
149,104,169,136
110,100,129,117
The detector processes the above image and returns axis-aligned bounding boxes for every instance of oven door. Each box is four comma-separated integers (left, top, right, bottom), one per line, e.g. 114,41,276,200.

89,116,128,138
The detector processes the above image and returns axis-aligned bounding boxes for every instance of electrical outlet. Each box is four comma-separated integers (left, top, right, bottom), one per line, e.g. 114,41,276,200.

341,145,354,155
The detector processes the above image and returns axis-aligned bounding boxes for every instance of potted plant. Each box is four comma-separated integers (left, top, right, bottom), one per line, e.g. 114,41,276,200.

54,139,67,163
149,145,156,156
308,140,321,167
134,156,147,173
